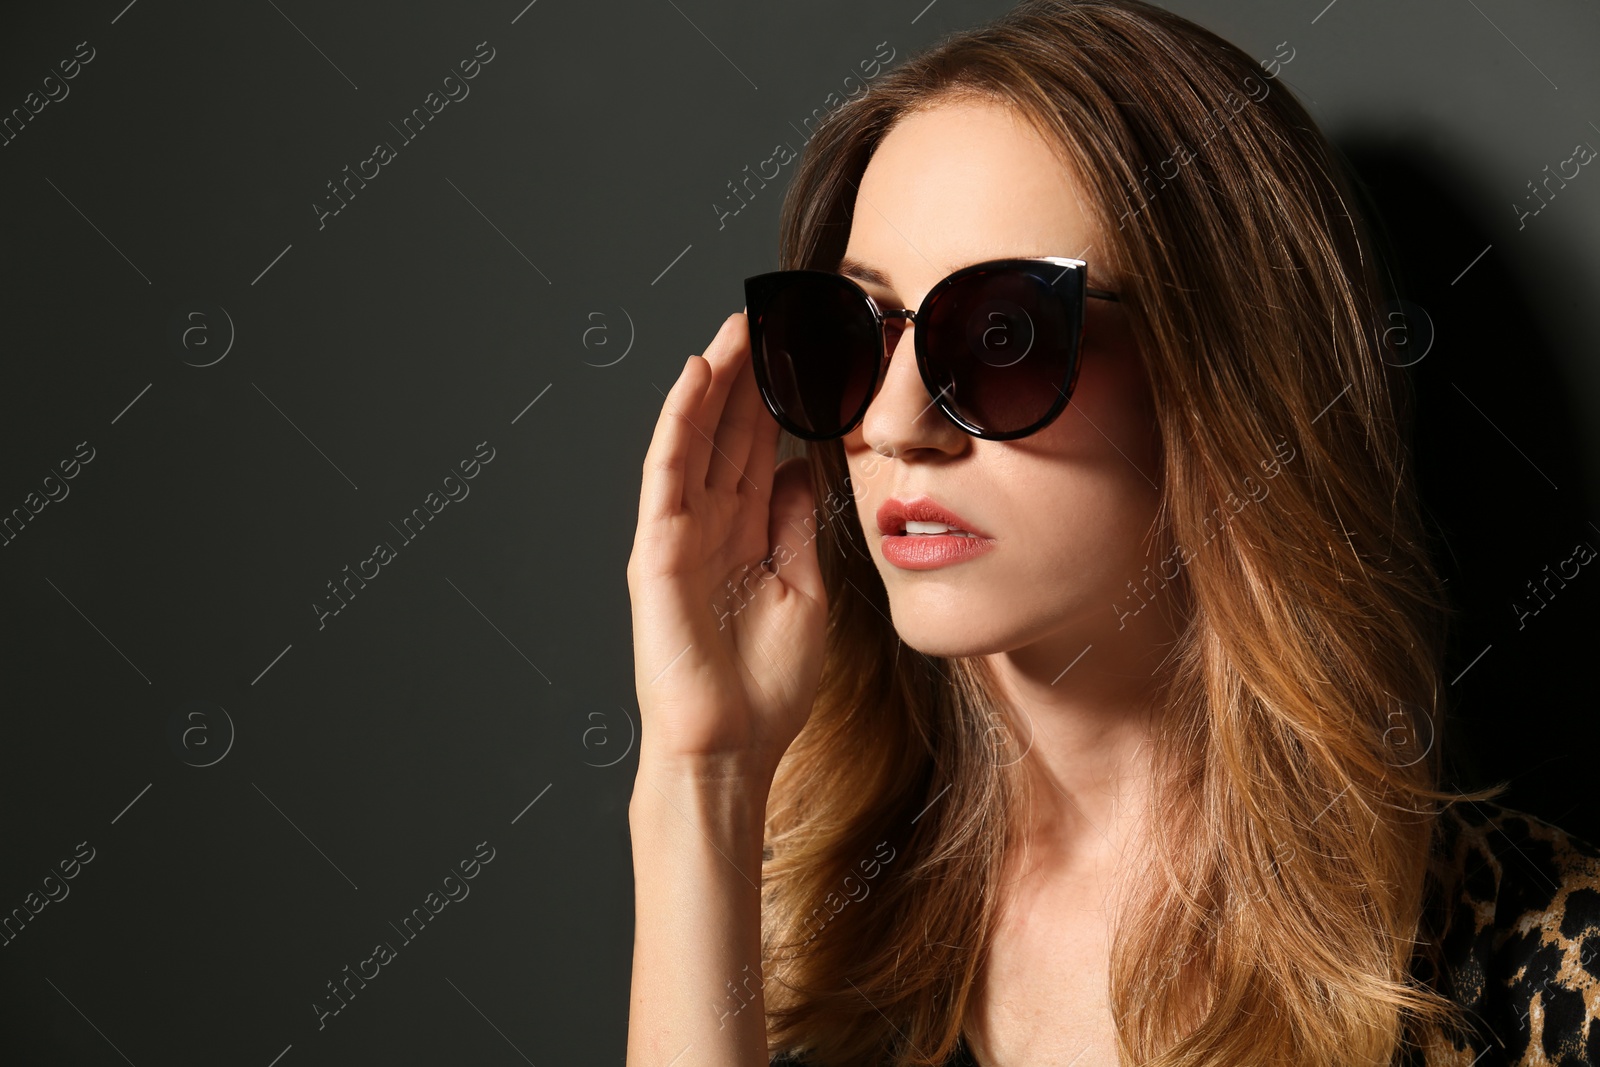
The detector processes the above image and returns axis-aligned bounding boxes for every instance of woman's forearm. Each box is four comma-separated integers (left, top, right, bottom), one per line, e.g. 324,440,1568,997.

627,753,773,1067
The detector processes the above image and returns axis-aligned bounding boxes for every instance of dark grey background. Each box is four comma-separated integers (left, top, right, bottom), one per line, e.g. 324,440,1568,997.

0,0,1595,1063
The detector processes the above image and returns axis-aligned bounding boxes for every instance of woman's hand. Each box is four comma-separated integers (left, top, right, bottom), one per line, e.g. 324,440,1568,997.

626,312,829,783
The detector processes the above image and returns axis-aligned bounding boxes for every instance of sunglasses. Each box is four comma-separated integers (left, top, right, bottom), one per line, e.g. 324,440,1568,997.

743,256,1121,442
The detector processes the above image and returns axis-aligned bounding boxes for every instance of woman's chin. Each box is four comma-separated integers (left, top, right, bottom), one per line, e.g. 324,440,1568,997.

887,613,1015,660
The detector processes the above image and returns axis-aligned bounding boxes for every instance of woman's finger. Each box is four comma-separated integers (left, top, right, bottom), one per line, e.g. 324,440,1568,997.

708,318,761,496
637,353,710,526
682,313,747,499
740,369,782,513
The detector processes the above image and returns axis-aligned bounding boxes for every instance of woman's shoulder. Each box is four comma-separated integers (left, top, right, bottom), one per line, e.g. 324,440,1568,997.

770,800,1600,1067
1431,797,1600,950
1421,797,1600,1065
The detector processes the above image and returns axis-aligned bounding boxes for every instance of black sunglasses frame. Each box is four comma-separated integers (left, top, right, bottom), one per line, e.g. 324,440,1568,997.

743,256,1121,443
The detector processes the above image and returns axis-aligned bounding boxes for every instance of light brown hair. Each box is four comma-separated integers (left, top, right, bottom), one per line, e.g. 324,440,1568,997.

757,2,1504,1064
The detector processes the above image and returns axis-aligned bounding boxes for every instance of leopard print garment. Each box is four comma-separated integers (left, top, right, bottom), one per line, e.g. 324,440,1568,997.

769,799,1600,1066
1403,799,1600,1066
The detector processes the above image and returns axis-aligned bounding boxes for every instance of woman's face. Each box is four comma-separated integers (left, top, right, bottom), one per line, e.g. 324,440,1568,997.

841,97,1165,666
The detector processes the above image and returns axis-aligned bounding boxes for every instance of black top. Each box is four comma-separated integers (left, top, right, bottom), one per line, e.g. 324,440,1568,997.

769,799,1600,1066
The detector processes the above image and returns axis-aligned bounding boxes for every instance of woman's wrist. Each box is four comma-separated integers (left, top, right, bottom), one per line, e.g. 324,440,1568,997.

632,744,778,798
626,748,773,1066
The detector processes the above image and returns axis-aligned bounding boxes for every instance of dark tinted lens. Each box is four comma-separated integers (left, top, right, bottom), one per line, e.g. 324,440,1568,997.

920,267,1079,435
752,274,880,438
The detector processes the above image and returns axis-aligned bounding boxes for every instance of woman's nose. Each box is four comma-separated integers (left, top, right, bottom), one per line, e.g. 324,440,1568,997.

858,322,968,457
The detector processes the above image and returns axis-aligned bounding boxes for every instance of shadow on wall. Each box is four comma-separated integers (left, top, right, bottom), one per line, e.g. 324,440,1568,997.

1337,133,1600,846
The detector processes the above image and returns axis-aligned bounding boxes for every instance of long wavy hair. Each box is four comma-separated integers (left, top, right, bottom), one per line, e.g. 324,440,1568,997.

756,2,1505,1065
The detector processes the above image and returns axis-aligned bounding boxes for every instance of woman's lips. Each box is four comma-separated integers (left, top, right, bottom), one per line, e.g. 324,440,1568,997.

879,530,996,570
875,495,992,538
874,495,996,569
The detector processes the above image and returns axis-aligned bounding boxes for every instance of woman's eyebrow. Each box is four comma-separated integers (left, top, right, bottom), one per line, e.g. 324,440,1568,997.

838,253,1065,292
838,255,893,289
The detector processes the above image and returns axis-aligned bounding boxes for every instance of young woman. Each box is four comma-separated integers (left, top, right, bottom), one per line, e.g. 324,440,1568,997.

625,2,1600,1065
